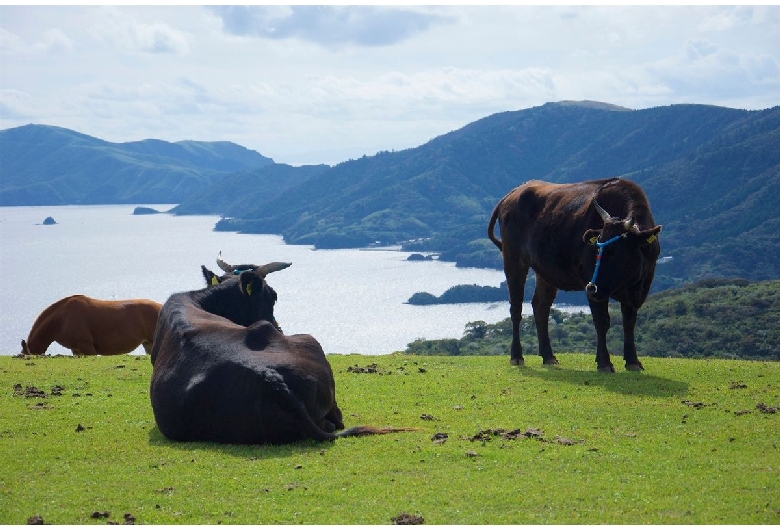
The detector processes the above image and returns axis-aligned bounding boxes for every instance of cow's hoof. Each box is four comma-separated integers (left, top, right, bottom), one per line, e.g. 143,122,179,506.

510,358,524,366
626,363,644,372
542,357,559,366
598,364,616,373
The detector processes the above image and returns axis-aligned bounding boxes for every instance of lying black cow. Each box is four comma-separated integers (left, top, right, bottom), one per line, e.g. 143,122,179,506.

150,254,412,444
488,178,662,372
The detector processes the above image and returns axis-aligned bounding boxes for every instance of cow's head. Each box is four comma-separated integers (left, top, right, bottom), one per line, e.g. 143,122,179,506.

200,252,291,330
582,201,662,302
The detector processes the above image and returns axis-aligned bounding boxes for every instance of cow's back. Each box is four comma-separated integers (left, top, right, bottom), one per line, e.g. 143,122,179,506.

150,296,339,444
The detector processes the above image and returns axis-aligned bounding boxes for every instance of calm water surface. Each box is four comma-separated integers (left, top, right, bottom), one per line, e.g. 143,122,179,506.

0,205,587,356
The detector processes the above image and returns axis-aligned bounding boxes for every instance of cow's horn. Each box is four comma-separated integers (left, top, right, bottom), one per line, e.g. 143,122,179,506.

594,201,613,222
216,251,233,273
256,262,292,277
624,217,636,231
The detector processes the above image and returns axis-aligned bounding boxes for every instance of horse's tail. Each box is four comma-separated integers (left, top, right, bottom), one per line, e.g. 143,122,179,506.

487,202,503,252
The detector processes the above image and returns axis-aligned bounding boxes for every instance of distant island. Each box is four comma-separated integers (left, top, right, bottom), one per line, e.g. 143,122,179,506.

407,283,507,305
407,279,589,306
407,253,435,261
132,207,162,215
42,216,57,225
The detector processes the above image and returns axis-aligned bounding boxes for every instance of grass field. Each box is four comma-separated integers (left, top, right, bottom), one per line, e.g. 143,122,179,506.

1,353,778,524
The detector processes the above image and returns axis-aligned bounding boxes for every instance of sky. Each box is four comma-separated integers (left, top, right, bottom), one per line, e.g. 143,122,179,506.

1,5,778,166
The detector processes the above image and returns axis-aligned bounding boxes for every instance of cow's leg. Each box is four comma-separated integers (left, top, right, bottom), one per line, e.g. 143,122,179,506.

532,276,559,365
621,304,644,371
142,341,153,355
504,262,529,366
325,402,345,431
588,299,614,373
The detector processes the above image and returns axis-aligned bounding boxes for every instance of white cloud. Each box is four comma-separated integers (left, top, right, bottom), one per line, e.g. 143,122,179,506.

0,26,72,54
32,28,73,54
210,5,455,48
0,5,777,165
0,89,41,119
0,28,25,53
88,7,190,55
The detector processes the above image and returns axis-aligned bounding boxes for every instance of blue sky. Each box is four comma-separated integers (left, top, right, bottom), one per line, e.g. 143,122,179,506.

1,5,778,165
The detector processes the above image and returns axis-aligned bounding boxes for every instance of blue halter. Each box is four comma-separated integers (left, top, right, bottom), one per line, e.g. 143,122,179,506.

586,234,623,295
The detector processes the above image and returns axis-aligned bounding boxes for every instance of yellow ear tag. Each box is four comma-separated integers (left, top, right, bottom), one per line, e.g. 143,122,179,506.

245,281,253,296
646,234,657,244
210,276,219,286
589,236,598,245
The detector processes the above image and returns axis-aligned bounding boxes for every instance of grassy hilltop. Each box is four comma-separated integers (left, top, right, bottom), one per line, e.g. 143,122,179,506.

1,353,778,524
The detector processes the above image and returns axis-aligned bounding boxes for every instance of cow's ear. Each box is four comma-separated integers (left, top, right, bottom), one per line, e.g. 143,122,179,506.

582,229,600,245
202,266,220,286
239,271,255,297
632,225,662,246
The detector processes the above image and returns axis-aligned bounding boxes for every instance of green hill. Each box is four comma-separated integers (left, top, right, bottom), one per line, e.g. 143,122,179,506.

170,163,330,216
200,102,780,288
0,124,274,205
406,278,780,361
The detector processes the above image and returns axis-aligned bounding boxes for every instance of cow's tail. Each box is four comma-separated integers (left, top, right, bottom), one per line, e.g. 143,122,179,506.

336,426,421,438
270,378,419,442
487,203,503,252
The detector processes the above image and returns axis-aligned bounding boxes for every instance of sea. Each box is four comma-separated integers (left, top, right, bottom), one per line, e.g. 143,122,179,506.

0,205,588,356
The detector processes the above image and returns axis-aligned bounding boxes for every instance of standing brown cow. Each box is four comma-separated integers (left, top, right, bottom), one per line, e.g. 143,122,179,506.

21,295,162,355
487,178,662,372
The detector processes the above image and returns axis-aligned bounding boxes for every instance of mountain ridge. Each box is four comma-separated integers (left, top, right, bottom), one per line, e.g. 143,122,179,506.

0,124,274,205
2,101,778,291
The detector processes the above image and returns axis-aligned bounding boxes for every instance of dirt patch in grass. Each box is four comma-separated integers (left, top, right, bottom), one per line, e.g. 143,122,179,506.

12,384,66,399
392,513,424,525
13,384,47,399
347,363,380,374
467,428,583,446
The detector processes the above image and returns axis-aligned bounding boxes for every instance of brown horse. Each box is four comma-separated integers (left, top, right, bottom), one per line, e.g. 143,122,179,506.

21,295,162,355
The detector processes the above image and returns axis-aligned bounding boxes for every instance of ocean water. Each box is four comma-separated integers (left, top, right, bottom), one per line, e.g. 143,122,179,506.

0,205,587,356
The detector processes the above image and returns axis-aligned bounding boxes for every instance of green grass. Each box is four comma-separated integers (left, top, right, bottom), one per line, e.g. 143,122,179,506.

1,353,778,524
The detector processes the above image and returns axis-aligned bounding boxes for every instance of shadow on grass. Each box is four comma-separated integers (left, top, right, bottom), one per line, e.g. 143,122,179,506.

518,364,689,398
147,426,331,460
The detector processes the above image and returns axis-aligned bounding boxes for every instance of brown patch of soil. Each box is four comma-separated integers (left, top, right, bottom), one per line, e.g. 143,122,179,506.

13,384,47,399
468,428,544,442
26,514,44,524
392,513,424,525
756,403,778,414
467,427,583,446
430,432,448,444
682,400,708,409
13,384,65,399
347,363,379,374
